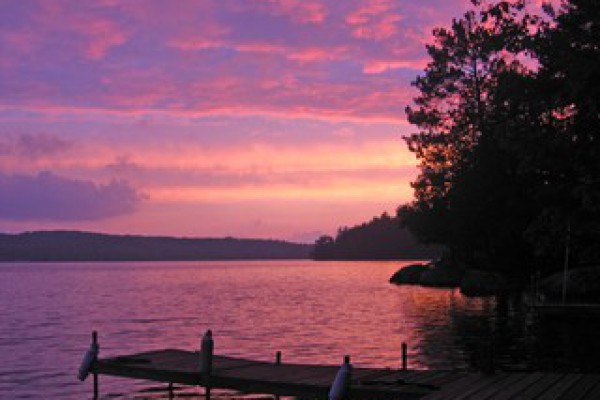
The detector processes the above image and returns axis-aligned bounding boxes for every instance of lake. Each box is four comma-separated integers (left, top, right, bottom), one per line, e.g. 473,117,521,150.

0,260,598,399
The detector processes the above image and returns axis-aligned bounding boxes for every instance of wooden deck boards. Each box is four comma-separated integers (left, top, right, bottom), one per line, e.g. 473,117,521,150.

557,374,600,400
94,349,600,399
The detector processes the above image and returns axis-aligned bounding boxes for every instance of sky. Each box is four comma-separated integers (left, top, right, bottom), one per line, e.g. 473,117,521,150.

0,0,484,242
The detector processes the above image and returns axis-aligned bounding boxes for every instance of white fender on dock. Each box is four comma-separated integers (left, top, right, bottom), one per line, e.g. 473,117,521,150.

77,342,99,381
329,356,352,400
199,329,214,377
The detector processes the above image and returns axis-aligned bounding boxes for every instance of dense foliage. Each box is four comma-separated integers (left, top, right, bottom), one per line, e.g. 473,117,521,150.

399,0,600,278
312,213,440,260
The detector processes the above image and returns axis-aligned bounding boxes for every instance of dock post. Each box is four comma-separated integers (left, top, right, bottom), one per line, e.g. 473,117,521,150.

274,352,282,400
92,331,99,400
168,382,174,399
329,355,352,400
200,330,214,400
401,342,408,370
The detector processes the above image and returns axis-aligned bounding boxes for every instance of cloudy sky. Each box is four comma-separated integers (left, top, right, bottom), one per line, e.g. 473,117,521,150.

0,0,481,241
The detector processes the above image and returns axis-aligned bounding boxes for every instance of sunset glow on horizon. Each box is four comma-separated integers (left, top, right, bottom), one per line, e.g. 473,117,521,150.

0,0,479,241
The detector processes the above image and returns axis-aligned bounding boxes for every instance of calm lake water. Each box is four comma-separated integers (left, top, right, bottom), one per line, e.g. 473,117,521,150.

0,260,598,399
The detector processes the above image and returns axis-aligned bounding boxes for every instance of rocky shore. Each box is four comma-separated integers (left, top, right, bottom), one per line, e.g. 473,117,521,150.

389,261,510,297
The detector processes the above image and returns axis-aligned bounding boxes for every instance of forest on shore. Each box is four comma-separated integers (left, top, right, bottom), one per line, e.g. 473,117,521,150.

311,213,440,260
315,0,599,280
401,0,599,280
0,231,311,261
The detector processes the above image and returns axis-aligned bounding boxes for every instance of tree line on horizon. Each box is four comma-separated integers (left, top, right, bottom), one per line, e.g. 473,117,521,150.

311,213,441,260
0,231,311,261
397,0,599,279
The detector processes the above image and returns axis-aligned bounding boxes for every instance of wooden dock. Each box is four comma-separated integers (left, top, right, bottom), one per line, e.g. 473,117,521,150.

92,349,600,399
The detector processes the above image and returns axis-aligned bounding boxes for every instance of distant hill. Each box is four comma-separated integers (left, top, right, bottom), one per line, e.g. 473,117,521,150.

312,213,441,260
0,231,312,261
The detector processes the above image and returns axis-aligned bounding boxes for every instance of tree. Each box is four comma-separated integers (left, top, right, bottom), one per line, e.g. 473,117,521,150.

521,0,600,269
401,0,538,274
312,235,335,259
311,213,440,260
401,0,600,276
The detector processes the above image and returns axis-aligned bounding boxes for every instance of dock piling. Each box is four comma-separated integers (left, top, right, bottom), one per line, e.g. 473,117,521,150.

329,355,352,400
401,342,408,370
200,330,214,400
275,351,281,365
92,331,99,400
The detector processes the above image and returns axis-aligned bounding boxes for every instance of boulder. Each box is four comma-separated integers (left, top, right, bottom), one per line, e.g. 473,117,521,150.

419,265,463,287
389,263,428,285
460,269,508,297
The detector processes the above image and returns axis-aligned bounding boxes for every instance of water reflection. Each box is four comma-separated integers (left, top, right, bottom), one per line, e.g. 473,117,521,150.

0,261,598,399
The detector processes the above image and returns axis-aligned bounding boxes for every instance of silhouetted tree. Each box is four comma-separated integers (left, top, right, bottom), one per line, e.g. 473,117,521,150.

312,213,440,260
401,0,600,277
522,0,600,270
312,235,335,259
401,0,538,275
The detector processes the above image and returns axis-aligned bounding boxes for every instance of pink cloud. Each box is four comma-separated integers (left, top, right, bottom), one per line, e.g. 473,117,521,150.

363,59,428,74
234,43,286,54
168,38,223,51
346,0,403,40
0,30,40,56
32,2,129,60
80,20,127,60
258,0,327,24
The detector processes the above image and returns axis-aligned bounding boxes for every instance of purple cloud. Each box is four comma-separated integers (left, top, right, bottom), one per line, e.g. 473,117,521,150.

0,171,142,221
0,133,71,159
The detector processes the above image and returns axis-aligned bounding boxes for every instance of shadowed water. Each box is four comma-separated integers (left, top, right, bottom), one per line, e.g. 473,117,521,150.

0,260,597,399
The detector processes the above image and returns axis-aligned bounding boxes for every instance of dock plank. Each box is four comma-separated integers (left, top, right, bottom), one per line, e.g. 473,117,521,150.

94,349,600,400
453,373,522,400
581,379,600,400
425,372,471,387
421,374,507,400
514,373,565,399
486,372,545,400
537,373,583,400
469,373,529,400
556,374,600,400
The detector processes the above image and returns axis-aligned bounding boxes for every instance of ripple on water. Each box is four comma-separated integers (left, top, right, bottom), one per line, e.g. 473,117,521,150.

1,260,598,399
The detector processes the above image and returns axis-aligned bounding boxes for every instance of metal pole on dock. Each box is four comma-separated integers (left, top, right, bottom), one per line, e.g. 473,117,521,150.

401,342,408,370
92,331,99,400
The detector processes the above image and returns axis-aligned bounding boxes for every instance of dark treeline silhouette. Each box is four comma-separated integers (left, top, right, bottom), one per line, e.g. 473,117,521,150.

399,0,599,279
0,231,312,261
312,213,441,260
